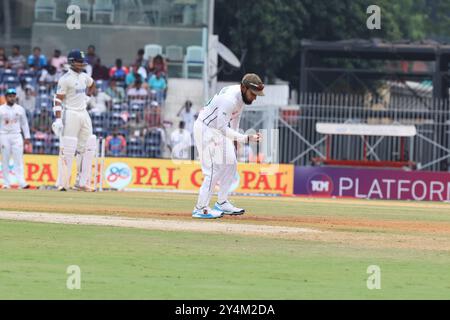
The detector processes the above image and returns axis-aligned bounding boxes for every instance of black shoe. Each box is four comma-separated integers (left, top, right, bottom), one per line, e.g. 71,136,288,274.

58,186,67,192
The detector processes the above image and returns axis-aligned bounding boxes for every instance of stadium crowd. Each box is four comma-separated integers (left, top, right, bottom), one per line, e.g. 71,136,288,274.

0,45,197,159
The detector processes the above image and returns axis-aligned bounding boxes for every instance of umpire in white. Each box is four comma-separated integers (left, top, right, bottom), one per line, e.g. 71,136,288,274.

52,50,97,191
0,88,31,189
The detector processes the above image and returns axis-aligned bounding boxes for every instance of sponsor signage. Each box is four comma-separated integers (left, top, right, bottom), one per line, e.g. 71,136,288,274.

7,155,294,195
294,166,450,202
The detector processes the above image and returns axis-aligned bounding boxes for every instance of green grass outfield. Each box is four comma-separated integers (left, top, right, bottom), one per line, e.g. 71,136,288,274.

0,190,449,299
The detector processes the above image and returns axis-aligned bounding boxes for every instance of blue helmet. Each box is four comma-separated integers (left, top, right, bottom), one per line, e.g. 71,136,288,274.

5,88,17,96
68,49,87,66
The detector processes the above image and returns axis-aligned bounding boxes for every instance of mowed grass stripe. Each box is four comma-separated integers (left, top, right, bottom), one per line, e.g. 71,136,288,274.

1,220,450,299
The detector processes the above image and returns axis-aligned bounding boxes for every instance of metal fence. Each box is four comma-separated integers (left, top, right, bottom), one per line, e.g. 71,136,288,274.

248,92,450,172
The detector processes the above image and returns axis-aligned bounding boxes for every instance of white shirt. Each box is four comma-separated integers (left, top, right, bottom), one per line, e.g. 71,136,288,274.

197,85,246,142
56,68,94,111
170,129,192,159
179,109,195,134
88,92,112,114
0,103,31,138
127,87,148,105
39,69,59,83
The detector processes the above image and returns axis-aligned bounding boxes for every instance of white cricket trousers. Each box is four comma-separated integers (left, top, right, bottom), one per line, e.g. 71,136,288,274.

62,109,93,153
193,119,238,208
0,133,27,187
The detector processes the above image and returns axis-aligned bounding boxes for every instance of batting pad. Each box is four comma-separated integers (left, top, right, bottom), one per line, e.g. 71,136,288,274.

78,135,97,188
57,136,78,189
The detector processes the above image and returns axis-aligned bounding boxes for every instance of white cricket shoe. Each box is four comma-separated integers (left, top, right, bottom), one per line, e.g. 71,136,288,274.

214,201,245,215
192,206,223,219
2,185,11,190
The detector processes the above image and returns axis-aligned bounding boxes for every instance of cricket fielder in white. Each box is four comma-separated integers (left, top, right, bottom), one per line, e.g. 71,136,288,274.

192,73,264,219
0,88,31,189
52,50,96,191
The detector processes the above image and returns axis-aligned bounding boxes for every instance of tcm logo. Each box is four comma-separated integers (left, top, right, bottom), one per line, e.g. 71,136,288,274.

308,174,333,196
311,180,330,192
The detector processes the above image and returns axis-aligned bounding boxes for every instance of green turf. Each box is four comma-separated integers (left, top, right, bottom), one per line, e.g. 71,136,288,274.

0,190,449,299
0,219,449,299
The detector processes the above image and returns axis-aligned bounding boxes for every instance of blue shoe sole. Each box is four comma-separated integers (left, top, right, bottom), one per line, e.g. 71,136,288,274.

192,214,223,219
192,209,223,219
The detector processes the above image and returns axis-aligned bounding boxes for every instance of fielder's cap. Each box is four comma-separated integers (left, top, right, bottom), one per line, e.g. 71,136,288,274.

242,73,265,96
5,88,17,96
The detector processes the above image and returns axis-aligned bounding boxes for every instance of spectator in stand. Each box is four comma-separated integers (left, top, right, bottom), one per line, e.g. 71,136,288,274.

169,121,192,160
27,47,47,70
92,58,110,81
109,58,129,80
105,128,127,157
106,78,126,104
15,80,28,104
86,45,99,66
135,48,147,68
148,54,168,77
127,76,149,105
144,100,161,127
18,85,36,114
7,45,26,73
127,112,146,138
176,100,195,135
49,49,67,73
87,87,112,114
126,63,148,87
0,93,6,105
0,47,8,69
148,70,167,104
39,65,59,89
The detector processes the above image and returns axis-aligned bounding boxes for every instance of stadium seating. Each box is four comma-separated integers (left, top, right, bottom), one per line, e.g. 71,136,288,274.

34,0,57,21
144,130,162,158
69,0,91,22
144,44,163,61
127,137,144,157
165,45,184,77
93,0,114,24
183,46,203,79
3,75,19,88
14,57,166,159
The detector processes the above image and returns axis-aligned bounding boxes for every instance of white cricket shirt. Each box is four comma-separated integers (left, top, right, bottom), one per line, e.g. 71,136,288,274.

197,85,246,142
56,68,94,111
0,103,31,138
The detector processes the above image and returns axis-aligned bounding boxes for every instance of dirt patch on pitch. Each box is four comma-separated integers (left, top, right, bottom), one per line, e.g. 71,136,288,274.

0,210,449,252
0,210,319,238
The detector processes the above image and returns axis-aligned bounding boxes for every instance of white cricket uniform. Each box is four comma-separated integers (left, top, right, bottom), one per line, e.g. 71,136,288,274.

56,68,94,153
170,129,192,159
0,103,31,187
179,109,195,134
194,85,247,208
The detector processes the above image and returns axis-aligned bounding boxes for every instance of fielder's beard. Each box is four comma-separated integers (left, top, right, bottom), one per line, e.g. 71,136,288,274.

241,91,253,105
